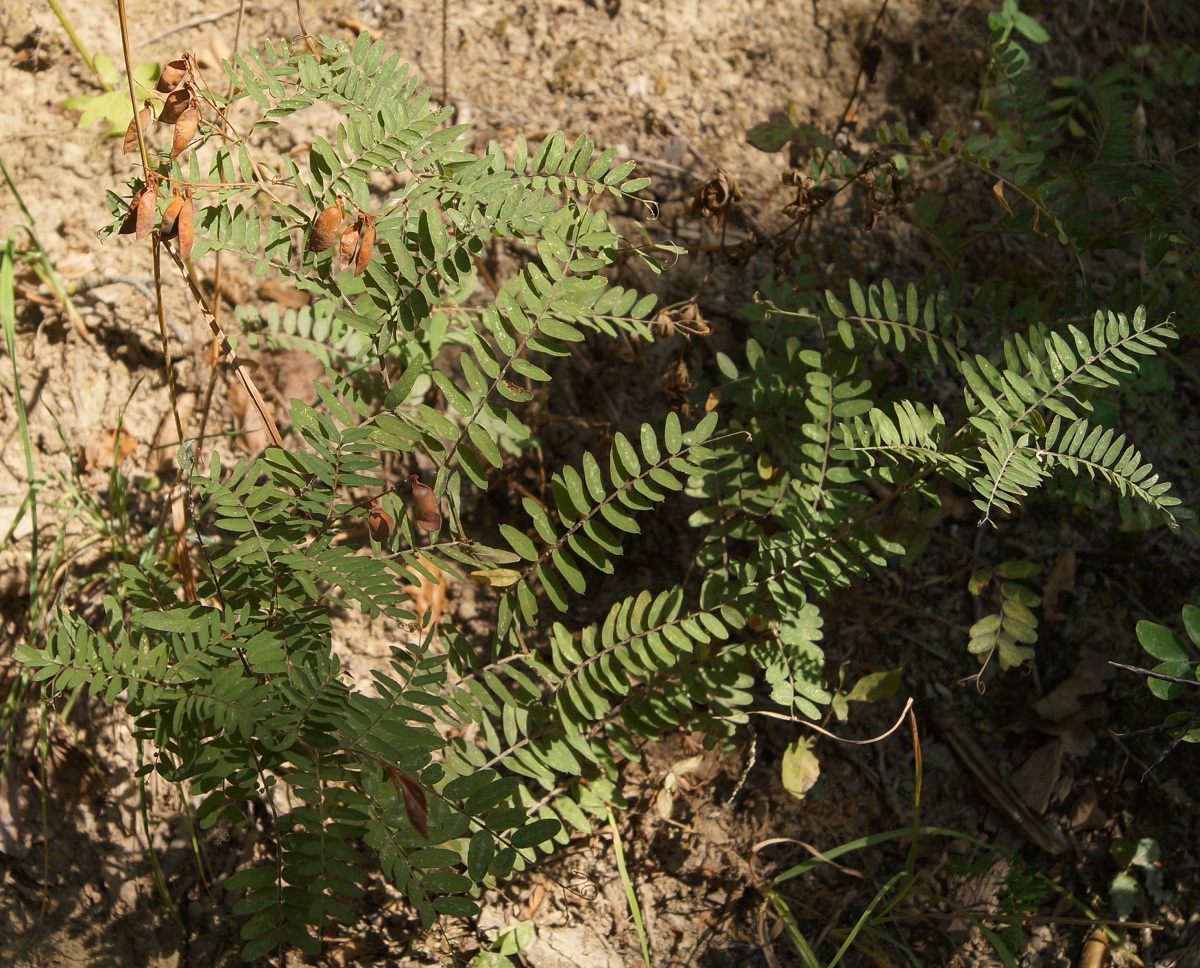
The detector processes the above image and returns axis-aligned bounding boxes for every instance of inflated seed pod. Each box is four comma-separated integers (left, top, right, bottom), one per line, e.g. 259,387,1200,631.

170,105,199,160
159,87,192,124
124,100,151,155
156,58,187,93
118,186,145,235
134,181,158,240
306,197,344,253
336,223,360,274
175,192,194,259
160,190,184,239
367,504,394,541
354,215,375,277
409,475,442,532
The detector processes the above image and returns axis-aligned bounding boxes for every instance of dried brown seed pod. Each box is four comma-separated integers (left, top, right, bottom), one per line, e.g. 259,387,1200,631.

160,190,184,238
134,181,158,241
367,505,394,541
158,87,192,124
156,58,187,93
336,223,360,274
123,101,151,155
118,187,145,235
409,475,442,533
354,215,375,277
177,193,194,259
170,105,199,160
306,197,344,253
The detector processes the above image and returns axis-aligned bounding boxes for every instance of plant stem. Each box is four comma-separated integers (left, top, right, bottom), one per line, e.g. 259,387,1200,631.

45,0,111,90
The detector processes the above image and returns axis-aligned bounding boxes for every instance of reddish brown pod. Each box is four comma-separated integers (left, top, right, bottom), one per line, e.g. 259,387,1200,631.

123,100,151,155
161,190,195,259
119,179,158,241
409,475,442,533
170,105,199,160
156,58,188,93
160,190,184,238
306,197,345,253
175,192,195,260
336,223,360,274
354,215,375,277
158,87,192,124
385,766,428,839
367,501,394,542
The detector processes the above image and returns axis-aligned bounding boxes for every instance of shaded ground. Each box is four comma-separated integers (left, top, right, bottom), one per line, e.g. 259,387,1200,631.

3,0,1200,965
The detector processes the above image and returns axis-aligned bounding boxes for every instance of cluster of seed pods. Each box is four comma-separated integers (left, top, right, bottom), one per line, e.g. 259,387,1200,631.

306,194,376,276
124,56,201,162
364,476,442,543
119,174,194,259
119,55,200,257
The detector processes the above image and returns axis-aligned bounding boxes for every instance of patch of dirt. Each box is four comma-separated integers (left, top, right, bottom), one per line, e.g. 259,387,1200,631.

4,0,1200,965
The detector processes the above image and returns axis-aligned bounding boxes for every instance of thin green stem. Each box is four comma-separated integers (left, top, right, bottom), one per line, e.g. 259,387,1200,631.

45,0,110,90
607,807,651,967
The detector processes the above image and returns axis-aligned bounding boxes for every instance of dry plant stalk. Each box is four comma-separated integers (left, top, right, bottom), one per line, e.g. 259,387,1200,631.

161,244,284,448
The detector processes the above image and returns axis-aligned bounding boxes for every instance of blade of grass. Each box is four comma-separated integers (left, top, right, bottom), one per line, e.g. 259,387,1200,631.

2,155,92,342
606,806,651,968
0,237,36,586
760,886,821,968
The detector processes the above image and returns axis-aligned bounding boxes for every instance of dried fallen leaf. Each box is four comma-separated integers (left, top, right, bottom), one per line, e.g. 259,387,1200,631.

409,476,442,532
519,882,547,921
123,101,151,155
226,381,273,454
468,568,521,587
78,427,138,472
404,555,446,629
1010,739,1064,814
158,87,192,124
170,483,198,600
354,215,375,276
156,58,187,93
306,197,344,252
781,737,820,800
255,279,310,309
334,15,381,39
993,179,1012,216
170,105,198,159
1042,548,1076,621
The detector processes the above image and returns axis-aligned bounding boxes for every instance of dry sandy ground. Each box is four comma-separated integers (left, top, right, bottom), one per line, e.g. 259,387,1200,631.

4,0,1200,965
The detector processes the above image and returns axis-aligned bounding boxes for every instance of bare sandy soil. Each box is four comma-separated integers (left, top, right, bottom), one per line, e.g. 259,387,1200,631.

4,0,1200,965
